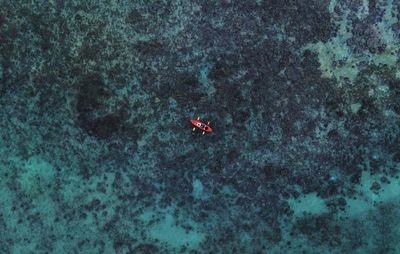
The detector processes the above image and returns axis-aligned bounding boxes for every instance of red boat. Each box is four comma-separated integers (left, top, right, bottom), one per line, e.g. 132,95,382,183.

191,117,213,134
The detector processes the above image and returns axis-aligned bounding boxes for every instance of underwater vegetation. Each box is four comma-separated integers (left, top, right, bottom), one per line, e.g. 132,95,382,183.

0,0,399,253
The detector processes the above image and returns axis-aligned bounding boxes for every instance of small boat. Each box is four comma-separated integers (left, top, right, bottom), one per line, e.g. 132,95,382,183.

191,117,213,135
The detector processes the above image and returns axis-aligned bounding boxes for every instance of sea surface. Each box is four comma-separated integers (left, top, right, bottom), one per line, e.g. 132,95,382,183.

0,0,400,253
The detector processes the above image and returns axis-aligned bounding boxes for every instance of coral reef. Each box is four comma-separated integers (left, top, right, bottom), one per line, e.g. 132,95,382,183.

0,0,399,253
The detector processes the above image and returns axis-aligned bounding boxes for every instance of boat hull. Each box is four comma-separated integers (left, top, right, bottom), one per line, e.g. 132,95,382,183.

191,119,213,133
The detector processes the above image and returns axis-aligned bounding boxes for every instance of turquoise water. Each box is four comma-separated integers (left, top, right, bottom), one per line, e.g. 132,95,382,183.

0,0,399,253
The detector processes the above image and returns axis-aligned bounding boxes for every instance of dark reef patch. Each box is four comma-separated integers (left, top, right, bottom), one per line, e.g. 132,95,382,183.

133,243,159,254
208,61,236,81
133,40,164,55
155,72,209,111
294,214,342,247
260,0,337,44
75,74,145,142
84,113,123,140
76,75,115,138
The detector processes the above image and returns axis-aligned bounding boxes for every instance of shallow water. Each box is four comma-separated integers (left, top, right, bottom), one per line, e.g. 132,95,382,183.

0,0,399,253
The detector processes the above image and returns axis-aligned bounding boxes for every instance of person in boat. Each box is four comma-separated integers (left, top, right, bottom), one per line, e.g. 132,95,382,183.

197,122,209,130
